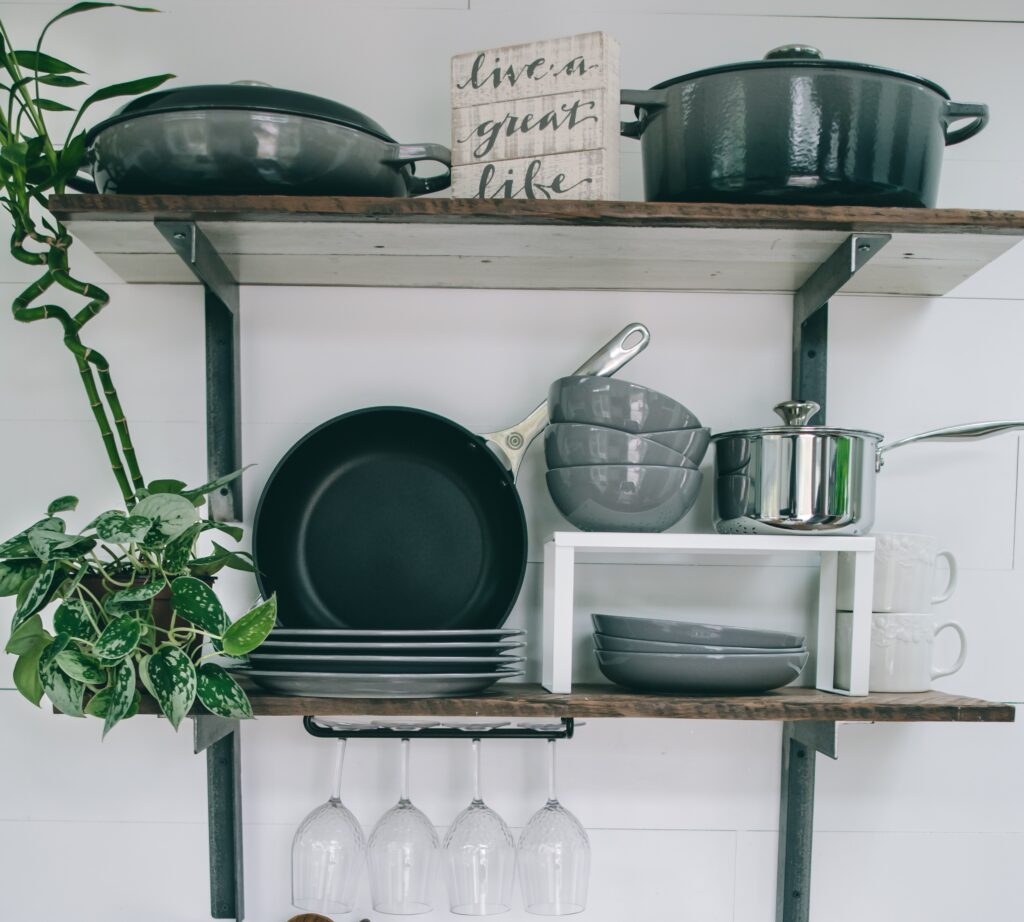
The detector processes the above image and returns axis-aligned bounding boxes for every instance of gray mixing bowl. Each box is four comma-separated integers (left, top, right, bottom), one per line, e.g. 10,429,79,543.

549,375,701,433
545,464,702,532
545,423,697,469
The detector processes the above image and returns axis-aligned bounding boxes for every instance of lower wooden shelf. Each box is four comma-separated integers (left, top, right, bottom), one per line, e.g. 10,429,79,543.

137,683,1015,722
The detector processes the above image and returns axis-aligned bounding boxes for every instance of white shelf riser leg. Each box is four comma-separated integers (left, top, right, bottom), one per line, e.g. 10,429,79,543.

845,549,875,696
815,551,839,692
542,542,576,693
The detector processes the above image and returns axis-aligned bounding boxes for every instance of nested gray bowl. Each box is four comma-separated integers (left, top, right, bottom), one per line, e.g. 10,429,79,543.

545,464,702,532
593,632,805,655
545,423,697,469
591,613,805,648
644,427,711,462
549,375,701,433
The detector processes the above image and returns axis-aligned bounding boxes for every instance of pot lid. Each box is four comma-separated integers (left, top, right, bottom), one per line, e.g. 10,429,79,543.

651,44,949,99
711,400,883,442
86,81,395,144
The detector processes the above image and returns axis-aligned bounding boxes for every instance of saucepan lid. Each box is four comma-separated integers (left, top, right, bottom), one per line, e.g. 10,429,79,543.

711,401,884,442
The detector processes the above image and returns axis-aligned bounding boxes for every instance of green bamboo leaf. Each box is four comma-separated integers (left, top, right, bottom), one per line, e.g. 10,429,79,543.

11,560,59,631
52,131,87,188
101,658,136,737
13,635,51,706
104,581,163,617
0,141,29,168
170,575,227,634
131,493,199,540
162,522,201,574
38,74,87,88
79,73,174,112
47,495,78,514
39,633,84,716
146,645,196,730
10,50,84,75
182,466,252,502
221,595,277,657
0,559,40,596
33,97,74,112
93,616,141,662
53,598,97,639
196,663,253,719
147,479,187,494
199,520,244,542
56,648,106,684
42,2,159,37
6,613,45,654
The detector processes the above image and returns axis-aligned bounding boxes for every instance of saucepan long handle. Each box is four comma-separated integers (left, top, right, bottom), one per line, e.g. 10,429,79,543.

484,323,651,479
876,420,1024,471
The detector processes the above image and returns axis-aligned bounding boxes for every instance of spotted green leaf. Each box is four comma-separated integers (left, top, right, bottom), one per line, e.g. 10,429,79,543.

146,645,196,730
93,616,141,662
189,542,254,578
39,633,84,716
102,659,137,737
182,466,251,503
11,560,59,631
199,520,244,542
221,595,277,657
0,559,39,596
138,653,155,699
196,663,253,719
54,598,97,640
170,576,227,635
147,478,186,494
131,493,199,541
13,634,51,706
56,647,106,684
85,686,141,720
0,516,64,558
104,581,164,617
46,496,79,515
93,511,153,544
161,522,201,574
27,527,94,560
6,613,44,654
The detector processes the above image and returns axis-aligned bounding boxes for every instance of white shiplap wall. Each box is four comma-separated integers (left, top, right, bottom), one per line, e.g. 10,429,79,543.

1,2,1022,920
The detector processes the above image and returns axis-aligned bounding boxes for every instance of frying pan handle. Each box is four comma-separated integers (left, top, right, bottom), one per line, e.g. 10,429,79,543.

875,419,1024,471
483,323,651,480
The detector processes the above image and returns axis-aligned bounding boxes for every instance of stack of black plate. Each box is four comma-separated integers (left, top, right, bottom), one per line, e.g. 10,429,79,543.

235,628,526,698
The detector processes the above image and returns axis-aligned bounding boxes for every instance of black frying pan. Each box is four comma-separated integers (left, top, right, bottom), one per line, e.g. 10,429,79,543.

253,324,650,630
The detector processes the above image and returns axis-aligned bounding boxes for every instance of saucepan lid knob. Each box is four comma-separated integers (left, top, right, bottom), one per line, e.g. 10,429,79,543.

773,400,821,426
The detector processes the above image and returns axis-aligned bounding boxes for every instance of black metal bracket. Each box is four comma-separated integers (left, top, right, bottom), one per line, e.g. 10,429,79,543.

303,715,576,741
156,220,242,523
792,233,890,422
776,721,839,922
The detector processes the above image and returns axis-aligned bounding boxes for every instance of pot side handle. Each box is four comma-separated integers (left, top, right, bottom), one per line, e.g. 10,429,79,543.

943,102,989,146
876,419,1024,470
387,143,453,196
620,89,668,139
65,172,98,194
483,323,651,480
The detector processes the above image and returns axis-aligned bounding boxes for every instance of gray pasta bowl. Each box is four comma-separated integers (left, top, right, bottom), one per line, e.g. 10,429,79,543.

545,423,697,469
591,613,805,648
546,464,702,532
593,632,806,655
548,375,701,433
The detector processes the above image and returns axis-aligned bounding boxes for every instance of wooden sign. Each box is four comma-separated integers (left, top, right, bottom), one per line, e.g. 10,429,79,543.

450,32,620,200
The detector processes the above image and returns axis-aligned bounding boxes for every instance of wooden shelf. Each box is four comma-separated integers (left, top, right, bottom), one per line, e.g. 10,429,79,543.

136,684,1015,722
48,195,1024,295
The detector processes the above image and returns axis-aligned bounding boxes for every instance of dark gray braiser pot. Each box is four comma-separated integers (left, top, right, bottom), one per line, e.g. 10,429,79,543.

621,45,988,207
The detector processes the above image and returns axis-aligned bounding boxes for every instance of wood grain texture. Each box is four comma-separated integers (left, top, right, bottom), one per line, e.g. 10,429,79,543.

46,195,1024,233
134,684,1015,722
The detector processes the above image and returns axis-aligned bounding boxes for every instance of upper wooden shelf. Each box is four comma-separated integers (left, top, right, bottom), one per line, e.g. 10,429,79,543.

48,195,1024,296
134,683,1015,722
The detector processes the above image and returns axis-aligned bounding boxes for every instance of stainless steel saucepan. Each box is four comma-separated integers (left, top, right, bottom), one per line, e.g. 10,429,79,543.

712,400,1024,535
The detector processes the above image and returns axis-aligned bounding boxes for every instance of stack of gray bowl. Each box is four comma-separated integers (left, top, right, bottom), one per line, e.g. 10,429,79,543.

545,375,710,532
592,613,809,694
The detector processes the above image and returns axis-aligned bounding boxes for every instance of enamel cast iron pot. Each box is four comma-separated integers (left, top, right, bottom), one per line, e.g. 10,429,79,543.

620,44,988,206
712,401,1024,536
79,82,452,196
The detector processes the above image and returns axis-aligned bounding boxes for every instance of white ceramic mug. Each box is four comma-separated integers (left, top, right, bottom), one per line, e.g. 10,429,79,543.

838,532,958,612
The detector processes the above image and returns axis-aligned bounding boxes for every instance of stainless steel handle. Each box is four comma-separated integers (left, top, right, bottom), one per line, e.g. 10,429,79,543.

876,420,1024,471
483,323,651,479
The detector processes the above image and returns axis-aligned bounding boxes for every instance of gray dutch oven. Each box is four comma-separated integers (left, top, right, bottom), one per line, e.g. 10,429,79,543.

621,44,988,207
78,82,452,196
712,401,1024,535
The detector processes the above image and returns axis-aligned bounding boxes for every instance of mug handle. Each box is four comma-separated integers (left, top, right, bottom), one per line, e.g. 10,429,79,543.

931,621,967,680
931,550,958,604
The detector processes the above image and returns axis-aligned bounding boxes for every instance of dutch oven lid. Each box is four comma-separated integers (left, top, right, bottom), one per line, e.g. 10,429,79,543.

711,401,883,442
651,44,950,99
85,81,396,144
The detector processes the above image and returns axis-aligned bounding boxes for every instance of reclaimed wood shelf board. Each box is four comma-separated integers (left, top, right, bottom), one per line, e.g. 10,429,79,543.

48,195,1024,295
135,684,1015,722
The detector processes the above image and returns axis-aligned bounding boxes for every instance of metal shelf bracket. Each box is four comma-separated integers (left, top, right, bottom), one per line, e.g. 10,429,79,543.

776,721,840,922
792,233,890,422
156,220,242,523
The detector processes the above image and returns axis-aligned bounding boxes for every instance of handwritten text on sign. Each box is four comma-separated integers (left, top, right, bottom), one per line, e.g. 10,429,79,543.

450,32,619,200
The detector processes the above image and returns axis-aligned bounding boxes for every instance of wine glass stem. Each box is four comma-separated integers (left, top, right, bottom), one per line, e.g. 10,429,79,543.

472,738,483,803
331,738,346,802
400,737,411,802
547,738,558,803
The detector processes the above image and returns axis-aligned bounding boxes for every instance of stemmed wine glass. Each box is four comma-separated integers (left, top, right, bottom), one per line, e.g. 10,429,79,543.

291,731,366,915
443,732,516,915
367,736,440,914
518,736,591,915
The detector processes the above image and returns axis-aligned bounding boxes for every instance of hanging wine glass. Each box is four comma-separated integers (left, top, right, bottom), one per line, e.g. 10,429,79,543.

291,731,366,915
367,737,440,914
443,733,516,915
518,736,590,915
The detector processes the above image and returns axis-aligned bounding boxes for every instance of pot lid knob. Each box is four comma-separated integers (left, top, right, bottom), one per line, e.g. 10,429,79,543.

230,80,273,87
773,400,821,426
764,44,823,61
